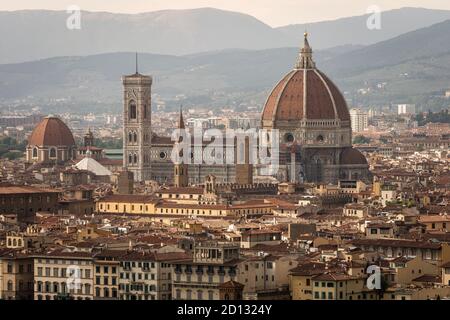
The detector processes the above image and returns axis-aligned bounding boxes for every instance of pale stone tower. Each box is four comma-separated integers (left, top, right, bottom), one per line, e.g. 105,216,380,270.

174,107,189,187
122,53,152,182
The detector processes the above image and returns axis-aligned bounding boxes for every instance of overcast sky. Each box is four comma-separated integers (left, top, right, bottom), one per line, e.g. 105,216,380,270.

2,0,450,26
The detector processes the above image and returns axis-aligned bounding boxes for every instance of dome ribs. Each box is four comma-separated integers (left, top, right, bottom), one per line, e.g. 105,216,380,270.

28,116,76,147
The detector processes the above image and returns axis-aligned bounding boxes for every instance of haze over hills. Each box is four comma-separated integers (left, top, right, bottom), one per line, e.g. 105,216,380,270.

2,7,450,64
2,10,450,113
278,7,450,49
320,18,450,106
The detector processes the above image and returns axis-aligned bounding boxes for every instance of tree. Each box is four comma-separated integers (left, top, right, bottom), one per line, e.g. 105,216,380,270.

353,135,371,144
0,137,27,159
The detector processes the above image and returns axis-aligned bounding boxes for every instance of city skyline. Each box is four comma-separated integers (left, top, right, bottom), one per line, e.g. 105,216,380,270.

1,0,450,306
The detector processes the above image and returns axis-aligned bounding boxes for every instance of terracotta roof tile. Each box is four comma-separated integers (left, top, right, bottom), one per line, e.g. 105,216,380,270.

28,116,76,147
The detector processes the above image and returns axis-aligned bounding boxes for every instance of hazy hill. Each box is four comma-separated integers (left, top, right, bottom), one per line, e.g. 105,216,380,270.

0,8,282,64
1,7,450,64
321,18,450,75
2,18,450,112
278,7,450,49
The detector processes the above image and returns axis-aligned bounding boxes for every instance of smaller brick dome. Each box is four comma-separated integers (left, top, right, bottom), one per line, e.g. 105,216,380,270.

28,115,76,147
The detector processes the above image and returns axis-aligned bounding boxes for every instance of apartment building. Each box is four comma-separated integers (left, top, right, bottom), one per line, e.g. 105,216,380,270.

311,273,372,300
33,250,94,300
418,215,450,232
351,239,450,265
119,251,188,300
350,108,368,133
171,241,240,300
0,251,34,300
93,250,121,300
237,254,297,298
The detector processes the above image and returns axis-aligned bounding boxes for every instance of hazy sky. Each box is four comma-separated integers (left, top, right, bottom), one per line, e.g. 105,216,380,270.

2,0,450,26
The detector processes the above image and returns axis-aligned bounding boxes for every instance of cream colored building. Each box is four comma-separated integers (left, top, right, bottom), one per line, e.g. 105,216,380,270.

343,203,369,218
388,256,439,285
93,251,121,300
350,108,368,133
6,233,25,249
441,261,450,286
311,273,373,300
237,254,297,297
171,242,240,300
156,187,204,204
0,252,34,300
289,263,325,300
96,194,274,219
119,251,186,300
34,250,94,300
418,215,450,232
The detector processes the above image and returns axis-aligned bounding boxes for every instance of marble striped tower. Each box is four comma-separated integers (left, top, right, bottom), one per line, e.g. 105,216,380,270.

122,54,152,181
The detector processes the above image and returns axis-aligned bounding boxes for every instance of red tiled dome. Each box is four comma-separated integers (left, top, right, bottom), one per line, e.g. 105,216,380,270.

28,116,76,147
262,33,350,125
340,147,368,165
262,69,350,122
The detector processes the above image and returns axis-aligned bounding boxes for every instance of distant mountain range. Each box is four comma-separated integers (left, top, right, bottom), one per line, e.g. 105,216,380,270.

1,7,450,113
278,7,450,50
2,7,450,64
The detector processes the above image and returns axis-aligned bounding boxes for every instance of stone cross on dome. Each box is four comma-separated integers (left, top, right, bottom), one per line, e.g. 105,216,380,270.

295,32,316,70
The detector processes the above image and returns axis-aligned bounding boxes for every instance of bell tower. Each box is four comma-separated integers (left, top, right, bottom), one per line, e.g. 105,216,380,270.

122,53,152,182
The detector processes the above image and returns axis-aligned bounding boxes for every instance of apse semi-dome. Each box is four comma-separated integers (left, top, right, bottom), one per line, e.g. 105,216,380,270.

340,147,369,166
262,33,350,127
28,115,76,147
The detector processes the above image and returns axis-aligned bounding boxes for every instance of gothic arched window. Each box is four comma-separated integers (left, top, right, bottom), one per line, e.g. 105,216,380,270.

129,100,137,120
133,132,137,143
32,147,38,158
128,132,133,143
128,154,133,165
133,154,138,164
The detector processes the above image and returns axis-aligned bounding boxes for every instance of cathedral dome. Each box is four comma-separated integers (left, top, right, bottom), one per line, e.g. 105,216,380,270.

340,147,368,165
262,33,350,126
28,115,76,147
